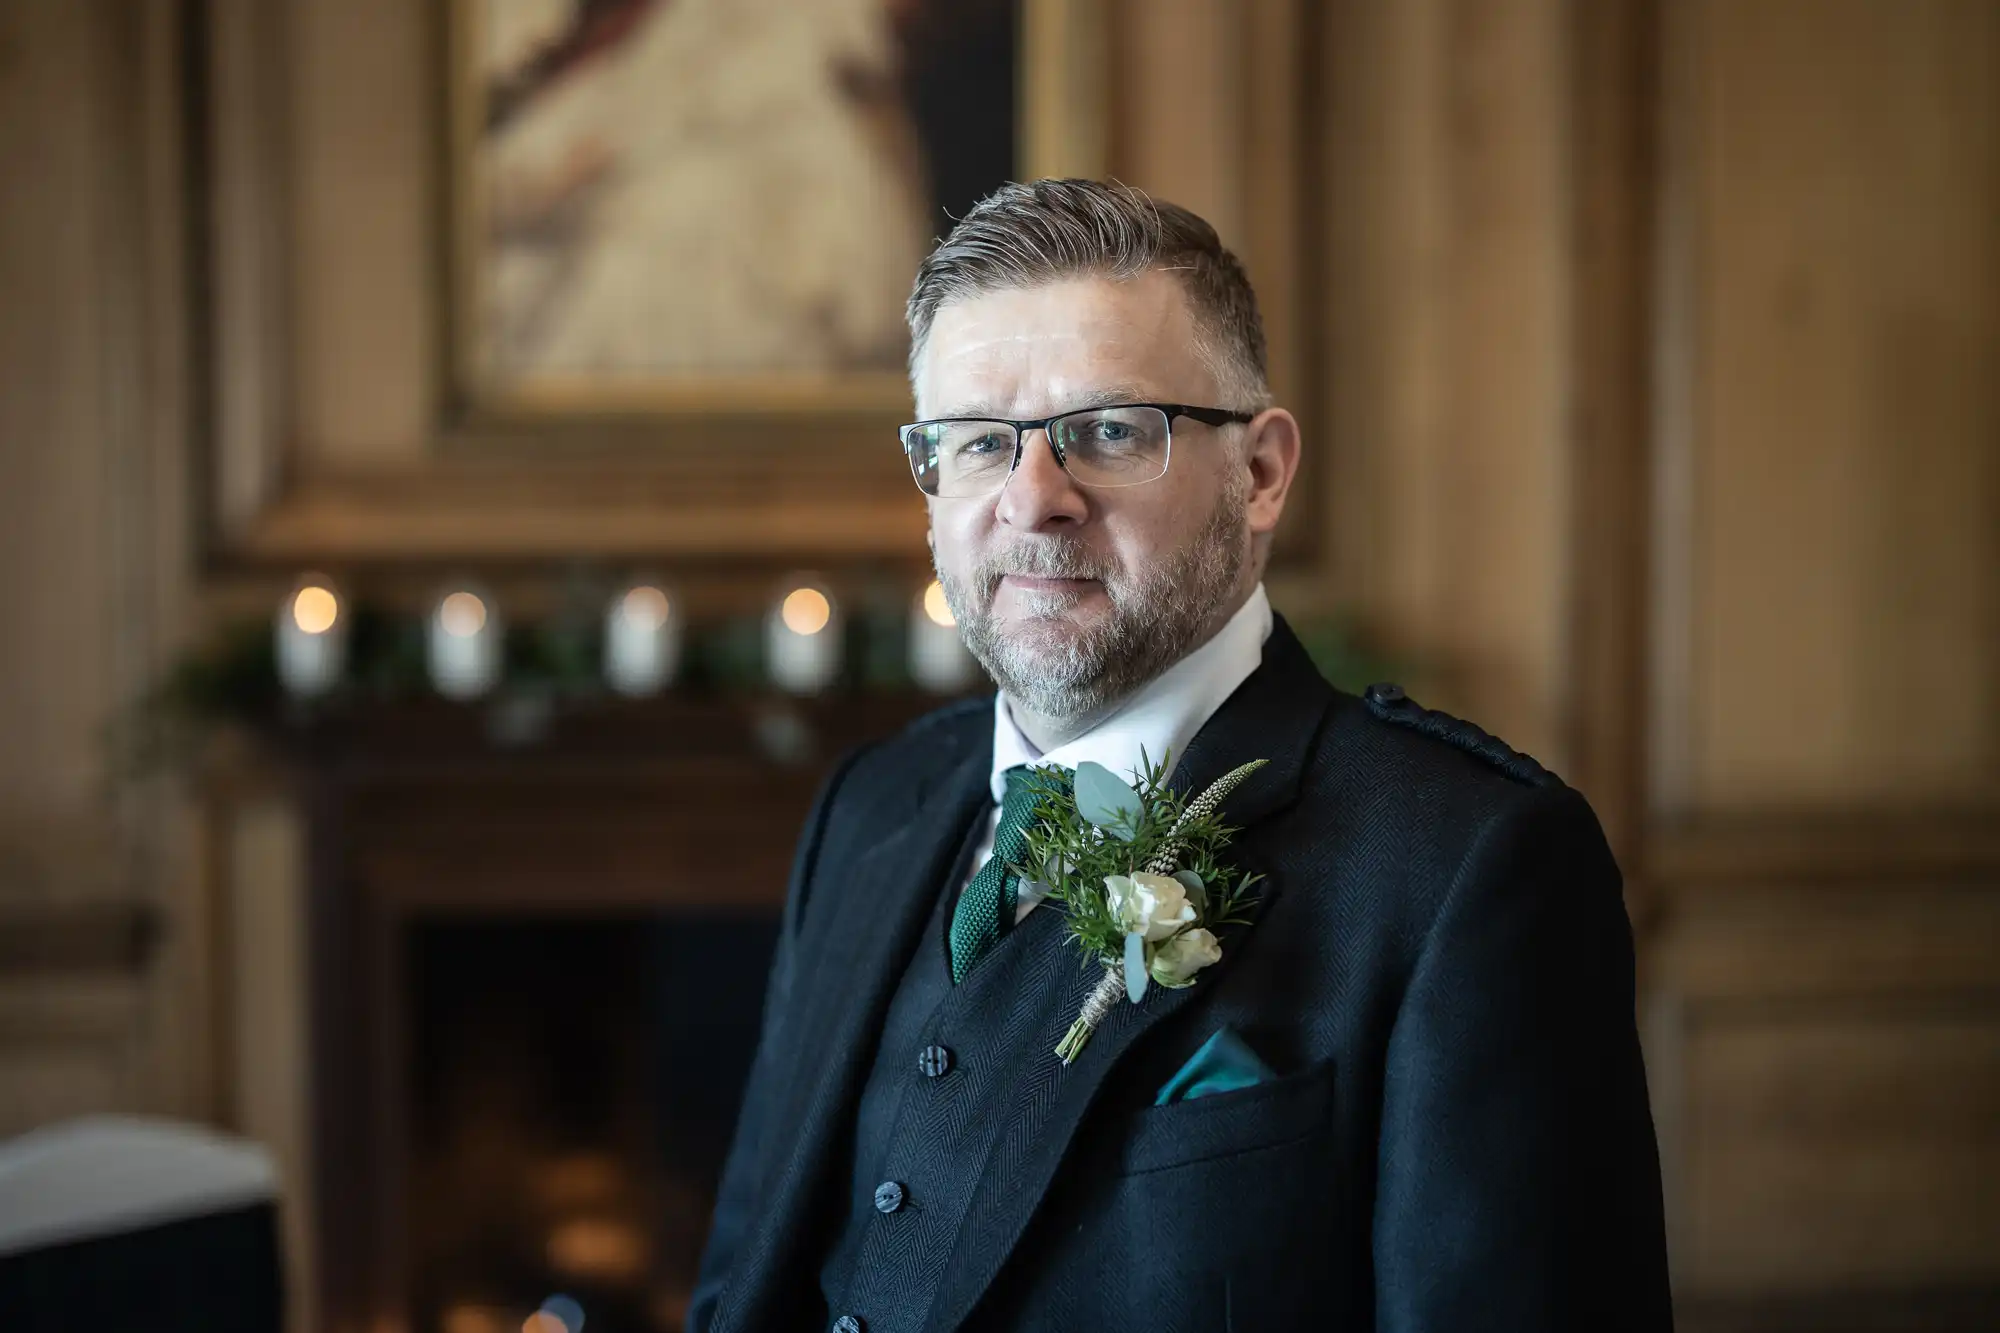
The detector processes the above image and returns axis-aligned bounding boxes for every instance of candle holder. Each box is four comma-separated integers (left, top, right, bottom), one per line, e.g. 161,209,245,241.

765,579,842,696
604,582,682,697
908,580,976,693
427,584,503,701
274,574,346,698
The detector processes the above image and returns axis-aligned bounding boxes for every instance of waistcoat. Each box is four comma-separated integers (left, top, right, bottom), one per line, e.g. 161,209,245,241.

815,838,1079,1333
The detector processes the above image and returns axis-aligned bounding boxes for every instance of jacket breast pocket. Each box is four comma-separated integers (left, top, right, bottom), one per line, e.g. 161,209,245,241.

1117,1056,1338,1175
1088,1058,1347,1331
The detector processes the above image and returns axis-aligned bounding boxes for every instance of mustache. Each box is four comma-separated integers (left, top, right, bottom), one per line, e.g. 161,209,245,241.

975,541,1112,584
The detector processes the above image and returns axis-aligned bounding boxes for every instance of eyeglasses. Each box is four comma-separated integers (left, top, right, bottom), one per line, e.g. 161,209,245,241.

899,403,1255,499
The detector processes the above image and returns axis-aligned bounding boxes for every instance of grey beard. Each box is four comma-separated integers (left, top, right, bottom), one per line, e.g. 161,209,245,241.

937,484,1250,728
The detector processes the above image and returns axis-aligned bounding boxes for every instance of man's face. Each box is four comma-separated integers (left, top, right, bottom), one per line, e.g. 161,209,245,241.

916,270,1254,724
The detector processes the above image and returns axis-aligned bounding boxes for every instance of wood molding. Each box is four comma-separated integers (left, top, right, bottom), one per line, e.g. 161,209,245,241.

1646,985,2000,1302
1562,0,1658,873
0,901,159,976
1649,810,2000,888
1674,1288,2000,1333
1645,0,1702,816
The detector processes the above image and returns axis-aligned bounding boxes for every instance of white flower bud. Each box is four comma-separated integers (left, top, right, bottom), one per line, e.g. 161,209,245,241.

1149,927,1223,987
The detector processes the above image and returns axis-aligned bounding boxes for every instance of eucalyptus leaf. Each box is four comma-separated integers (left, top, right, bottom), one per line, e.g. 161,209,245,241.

1074,761,1143,840
1123,930,1149,1003
1171,868,1208,912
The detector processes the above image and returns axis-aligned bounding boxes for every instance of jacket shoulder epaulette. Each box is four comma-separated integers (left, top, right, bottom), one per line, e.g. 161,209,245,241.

1361,682,1561,788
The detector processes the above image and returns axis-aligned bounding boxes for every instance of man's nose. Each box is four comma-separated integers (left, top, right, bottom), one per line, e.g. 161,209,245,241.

996,429,1089,530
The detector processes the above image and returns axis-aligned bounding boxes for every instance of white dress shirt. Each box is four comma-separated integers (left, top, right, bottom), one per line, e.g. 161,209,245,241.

964,583,1274,921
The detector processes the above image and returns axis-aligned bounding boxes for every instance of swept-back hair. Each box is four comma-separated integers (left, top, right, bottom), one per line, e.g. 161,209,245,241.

906,178,1271,410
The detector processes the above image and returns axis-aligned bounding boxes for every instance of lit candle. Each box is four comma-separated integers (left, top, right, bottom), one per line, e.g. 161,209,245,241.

765,581,841,695
604,583,681,697
908,580,975,692
274,575,345,698
427,586,502,700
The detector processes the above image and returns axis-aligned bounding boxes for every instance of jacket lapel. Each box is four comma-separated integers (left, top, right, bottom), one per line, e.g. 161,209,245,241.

716,731,993,1332
922,617,1335,1332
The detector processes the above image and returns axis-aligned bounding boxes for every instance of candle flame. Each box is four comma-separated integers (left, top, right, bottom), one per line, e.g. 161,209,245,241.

922,580,955,627
291,585,339,635
439,591,488,638
781,588,832,636
619,585,671,631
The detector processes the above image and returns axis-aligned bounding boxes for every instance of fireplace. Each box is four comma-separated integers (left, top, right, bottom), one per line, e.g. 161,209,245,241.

284,694,941,1333
405,913,779,1333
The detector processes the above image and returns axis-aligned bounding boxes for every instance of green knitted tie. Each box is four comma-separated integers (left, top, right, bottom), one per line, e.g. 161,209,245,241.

949,765,1041,985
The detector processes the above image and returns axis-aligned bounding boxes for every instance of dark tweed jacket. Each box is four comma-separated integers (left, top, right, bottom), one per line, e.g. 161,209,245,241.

692,617,1672,1331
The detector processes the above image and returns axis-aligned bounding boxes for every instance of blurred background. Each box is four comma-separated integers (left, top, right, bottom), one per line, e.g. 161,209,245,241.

0,1,1994,1331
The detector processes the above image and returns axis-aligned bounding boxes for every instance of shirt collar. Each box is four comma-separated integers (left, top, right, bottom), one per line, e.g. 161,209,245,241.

989,583,1273,803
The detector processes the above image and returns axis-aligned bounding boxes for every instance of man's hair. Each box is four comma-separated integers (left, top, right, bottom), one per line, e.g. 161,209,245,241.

905,179,1272,411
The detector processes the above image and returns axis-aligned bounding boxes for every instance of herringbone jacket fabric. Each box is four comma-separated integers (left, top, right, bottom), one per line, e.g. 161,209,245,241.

691,616,1673,1332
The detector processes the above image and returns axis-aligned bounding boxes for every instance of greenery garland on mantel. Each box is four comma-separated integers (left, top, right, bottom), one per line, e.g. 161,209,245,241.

119,591,1397,773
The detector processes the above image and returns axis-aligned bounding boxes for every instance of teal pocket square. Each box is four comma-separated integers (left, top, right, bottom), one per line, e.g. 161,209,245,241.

1153,1026,1275,1106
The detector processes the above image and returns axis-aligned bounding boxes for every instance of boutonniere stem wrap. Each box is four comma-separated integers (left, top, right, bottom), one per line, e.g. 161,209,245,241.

1013,754,1268,1065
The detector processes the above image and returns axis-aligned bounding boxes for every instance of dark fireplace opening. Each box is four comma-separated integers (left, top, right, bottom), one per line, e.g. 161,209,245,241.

407,914,778,1333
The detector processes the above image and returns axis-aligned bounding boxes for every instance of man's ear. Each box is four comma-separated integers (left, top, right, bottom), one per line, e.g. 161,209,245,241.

1241,407,1302,537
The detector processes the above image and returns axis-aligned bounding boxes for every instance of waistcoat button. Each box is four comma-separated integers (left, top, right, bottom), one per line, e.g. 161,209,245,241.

832,1316,864,1333
873,1180,906,1214
917,1044,953,1077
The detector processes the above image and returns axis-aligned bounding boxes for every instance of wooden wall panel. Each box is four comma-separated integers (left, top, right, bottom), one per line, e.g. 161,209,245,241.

1642,2,1999,1319
1658,0,2000,814
1112,0,1309,408
1315,0,1572,762
1111,0,1317,569
0,0,131,826
287,0,438,469
228,797,317,1333
1681,1003,2000,1292
0,978,148,1139
0,0,210,1131
1650,884,2000,1304
1115,0,1248,238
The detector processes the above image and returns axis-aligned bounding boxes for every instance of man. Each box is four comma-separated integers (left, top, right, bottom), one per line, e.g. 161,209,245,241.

691,179,1671,1332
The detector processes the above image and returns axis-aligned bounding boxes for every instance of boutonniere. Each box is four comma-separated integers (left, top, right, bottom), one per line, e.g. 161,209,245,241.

1013,753,1268,1065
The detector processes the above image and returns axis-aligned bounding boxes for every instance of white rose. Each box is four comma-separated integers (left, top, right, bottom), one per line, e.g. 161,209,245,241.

1149,927,1222,987
1103,871,1197,942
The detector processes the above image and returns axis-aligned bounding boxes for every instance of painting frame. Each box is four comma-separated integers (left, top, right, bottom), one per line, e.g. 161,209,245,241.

440,0,1107,426
179,0,1111,563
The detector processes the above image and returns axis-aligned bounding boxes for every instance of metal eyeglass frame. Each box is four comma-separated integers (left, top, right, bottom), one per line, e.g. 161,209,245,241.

898,402,1256,498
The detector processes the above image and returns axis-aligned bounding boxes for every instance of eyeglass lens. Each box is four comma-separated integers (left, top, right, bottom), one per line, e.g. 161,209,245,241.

905,406,1172,498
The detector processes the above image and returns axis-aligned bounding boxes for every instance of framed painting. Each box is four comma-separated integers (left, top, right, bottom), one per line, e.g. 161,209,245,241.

445,0,1101,421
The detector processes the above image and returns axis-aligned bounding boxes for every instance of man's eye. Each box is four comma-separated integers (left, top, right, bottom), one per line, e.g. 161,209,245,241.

959,434,1011,456
1076,418,1142,447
